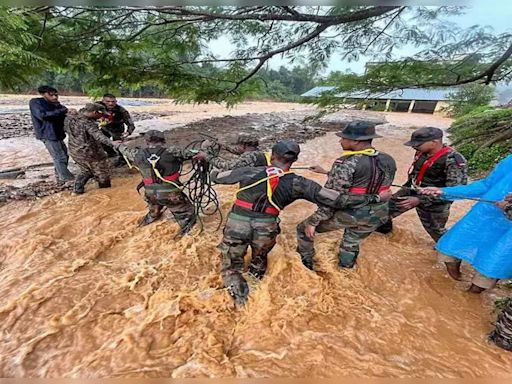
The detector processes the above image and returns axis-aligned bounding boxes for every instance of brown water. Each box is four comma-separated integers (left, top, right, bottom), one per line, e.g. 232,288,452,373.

1,131,511,378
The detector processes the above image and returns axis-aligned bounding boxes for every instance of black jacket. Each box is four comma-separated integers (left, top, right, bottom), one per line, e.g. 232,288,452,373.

29,97,68,141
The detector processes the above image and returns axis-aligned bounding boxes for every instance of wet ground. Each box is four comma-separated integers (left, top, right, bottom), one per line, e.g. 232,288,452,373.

0,99,511,378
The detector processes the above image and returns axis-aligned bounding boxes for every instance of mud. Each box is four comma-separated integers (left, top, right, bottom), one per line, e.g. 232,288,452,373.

1,101,512,378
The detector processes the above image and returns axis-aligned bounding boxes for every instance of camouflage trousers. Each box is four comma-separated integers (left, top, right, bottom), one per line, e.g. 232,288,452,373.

386,193,452,242
489,300,512,352
297,203,388,269
144,188,196,230
74,158,111,193
219,212,280,280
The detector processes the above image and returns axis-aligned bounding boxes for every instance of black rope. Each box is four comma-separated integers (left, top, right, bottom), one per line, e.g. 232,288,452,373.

182,139,224,231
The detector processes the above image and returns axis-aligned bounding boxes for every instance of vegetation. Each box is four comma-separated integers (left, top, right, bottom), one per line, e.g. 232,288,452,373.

447,84,496,117
449,108,512,174
0,6,511,106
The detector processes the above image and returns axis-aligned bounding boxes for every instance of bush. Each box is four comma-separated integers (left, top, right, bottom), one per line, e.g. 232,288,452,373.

450,108,512,175
447,84,496,118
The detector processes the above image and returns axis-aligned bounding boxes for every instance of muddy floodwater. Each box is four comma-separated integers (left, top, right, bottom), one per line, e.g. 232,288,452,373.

0,101,511,378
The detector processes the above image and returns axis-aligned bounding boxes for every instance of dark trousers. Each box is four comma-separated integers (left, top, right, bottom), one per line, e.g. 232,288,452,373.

42,139,74,181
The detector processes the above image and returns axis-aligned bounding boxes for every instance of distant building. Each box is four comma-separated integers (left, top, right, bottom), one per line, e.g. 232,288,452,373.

301,87,453,115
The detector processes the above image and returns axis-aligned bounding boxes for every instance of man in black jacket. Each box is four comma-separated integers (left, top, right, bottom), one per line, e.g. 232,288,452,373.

29,85,74,183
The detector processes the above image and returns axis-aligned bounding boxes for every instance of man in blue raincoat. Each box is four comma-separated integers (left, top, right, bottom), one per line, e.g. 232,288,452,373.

421,154,512,293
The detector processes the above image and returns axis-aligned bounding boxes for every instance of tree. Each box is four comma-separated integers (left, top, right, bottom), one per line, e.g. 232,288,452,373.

0,6,511,104
447,84,495,117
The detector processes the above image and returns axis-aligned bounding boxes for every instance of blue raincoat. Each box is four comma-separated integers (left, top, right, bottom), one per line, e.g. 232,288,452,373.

436,154,512,279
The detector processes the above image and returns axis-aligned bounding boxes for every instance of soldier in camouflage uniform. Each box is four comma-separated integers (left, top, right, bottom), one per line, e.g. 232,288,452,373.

197,133,269,171
489,193,512,352
297,121,397,270
213,139,391,305
64,103,116,194
97,94,136,140
116,130,196,234
376,127,467,244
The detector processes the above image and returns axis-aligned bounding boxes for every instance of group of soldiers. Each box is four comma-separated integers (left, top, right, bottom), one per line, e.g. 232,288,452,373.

29,87,512,352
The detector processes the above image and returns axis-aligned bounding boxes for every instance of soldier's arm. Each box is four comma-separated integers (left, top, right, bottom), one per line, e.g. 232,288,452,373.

207,151,259,171
445,152,468,186
116,144,138,162
211,167,260,185
166,145,197,160
85,122,115,147
307,159,357,226
293,176,380,209
120,106,136,134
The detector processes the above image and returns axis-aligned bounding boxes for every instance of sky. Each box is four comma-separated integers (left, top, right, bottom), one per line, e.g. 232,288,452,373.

210,0,512,75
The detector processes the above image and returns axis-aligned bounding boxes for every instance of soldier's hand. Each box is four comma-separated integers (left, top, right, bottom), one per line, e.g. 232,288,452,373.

378,190,393,202
495,200,509,210
193,152,207,161
122,132,130,139
396,196,420,209
418,187,442,196
505,193,512,202
309,165,328,174
201,139,214,150
304,224,316,240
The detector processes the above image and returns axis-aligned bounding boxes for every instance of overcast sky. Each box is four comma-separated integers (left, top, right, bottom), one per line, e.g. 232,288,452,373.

210,1,512,75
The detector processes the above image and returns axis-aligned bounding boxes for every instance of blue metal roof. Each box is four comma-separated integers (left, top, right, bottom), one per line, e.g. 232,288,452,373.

301,86,453,101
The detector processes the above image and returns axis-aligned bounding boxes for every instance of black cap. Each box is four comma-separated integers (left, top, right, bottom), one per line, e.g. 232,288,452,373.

335,121,382,140
83,103,106,113
404,127,443,147
272,140,300,159
144,130,166,141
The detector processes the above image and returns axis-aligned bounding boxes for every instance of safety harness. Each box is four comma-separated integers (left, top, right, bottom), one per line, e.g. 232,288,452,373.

409,146,453,187
233,152,293,216
339,148,390,194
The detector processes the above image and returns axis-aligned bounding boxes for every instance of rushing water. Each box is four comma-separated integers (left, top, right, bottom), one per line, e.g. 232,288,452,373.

0,131,511,378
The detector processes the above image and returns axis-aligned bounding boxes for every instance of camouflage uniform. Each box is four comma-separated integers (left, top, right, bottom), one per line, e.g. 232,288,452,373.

213,140,383,305
205,133,268,171
117,130,196,232
297,121,397,270
64,104,114,193
379,127,467,242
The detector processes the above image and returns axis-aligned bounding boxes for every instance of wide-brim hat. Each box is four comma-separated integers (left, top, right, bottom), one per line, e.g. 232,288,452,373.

335,121,382,140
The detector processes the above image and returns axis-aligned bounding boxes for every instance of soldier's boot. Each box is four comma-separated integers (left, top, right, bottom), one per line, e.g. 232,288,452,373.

248,254,268,280
339,250,358,269
175,214,197,237
138,211,162,227
299,251,314,271
296,222,315,270
444,261,462,281
223,271,249,306
98,179,111,188
73,175,92,194
468,284,486,294
375,219,393,234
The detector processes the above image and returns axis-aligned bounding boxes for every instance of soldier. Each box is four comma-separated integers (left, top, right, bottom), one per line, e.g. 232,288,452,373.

376,127,467,242
116,130,197,234
197,133,269,171
489,193,512,352
212,139,391,305
296,121,397,270
64,103,116,194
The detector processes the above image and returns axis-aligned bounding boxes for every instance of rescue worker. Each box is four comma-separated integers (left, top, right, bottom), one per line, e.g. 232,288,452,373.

98,94,136,165
64,103,115,194
376,127,467,242
29,85,75,184
212,139,391,305
489,193,512,352
297,121,397,270
116,130,197,234
197,133,268,170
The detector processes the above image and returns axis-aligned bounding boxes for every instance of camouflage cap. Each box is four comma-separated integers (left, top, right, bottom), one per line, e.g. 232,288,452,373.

404,127,443,147
335,121,382,141
236,133,259,146
272,140,300,159
83,102,106,113
144,130,166,142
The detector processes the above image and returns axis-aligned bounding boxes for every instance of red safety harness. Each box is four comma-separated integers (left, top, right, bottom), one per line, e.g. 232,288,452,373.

410,146,452,186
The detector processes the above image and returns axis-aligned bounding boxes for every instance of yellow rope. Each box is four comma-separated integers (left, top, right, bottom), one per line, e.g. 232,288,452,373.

340,148,378,157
